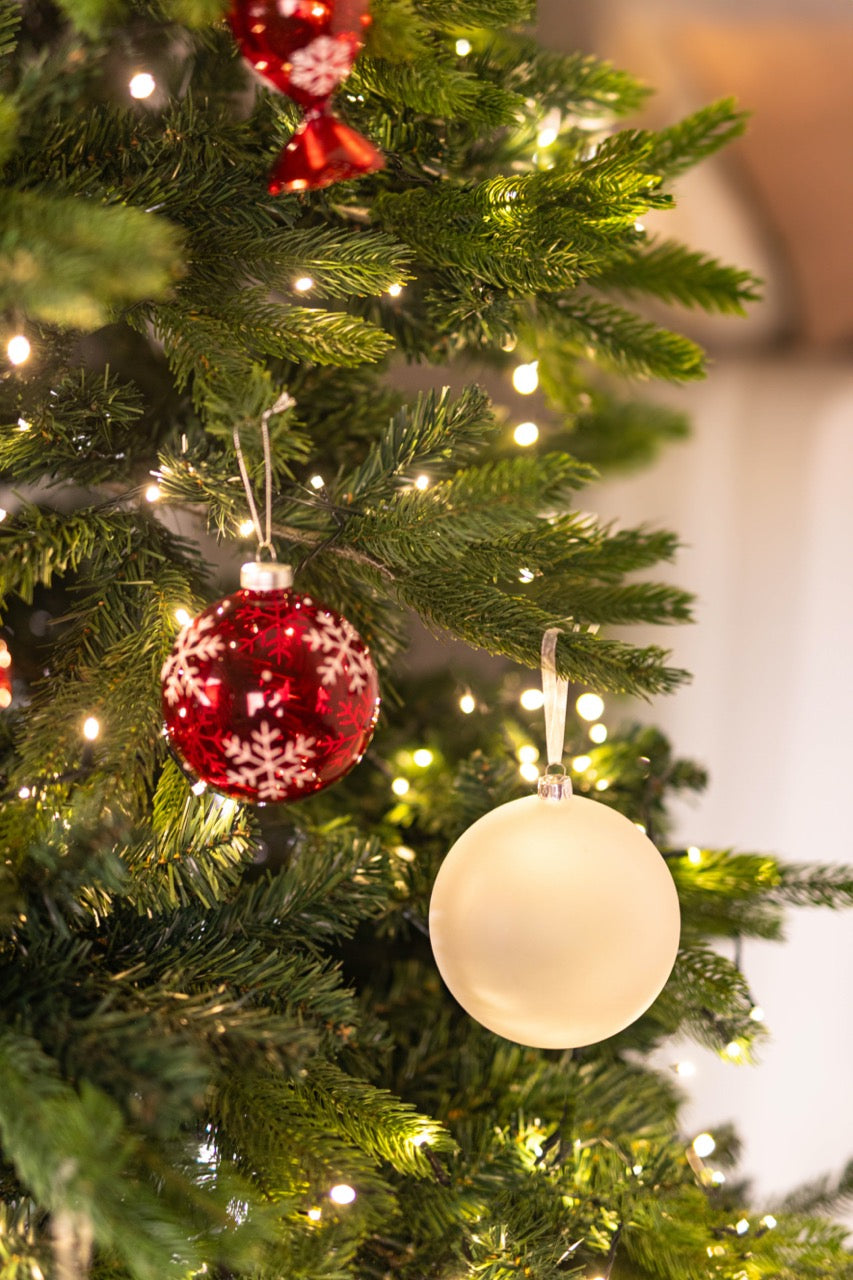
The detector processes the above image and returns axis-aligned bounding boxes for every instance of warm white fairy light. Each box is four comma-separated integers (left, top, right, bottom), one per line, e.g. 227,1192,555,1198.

16,417,30,431
512,361,539,395
145,483,162,502
412,1131,430,1147
0,648,10,670
634,822,646,833
129,71,156,99
387,282,403,297
7,334,31,365
519,761,539,783
632,1164,643,1176
519,688,544,711
735,1219,749,1235
760,1215,777,1230
572,754,591,773
725,1041,743,1061
307,1207,322,1221
595,778,609,791
0,509,6,522
517,744,539,764
329,1184,356,1205
391,777,410,797
459,693,476,715
309,474,325,490
395,845,415,862
536,126,558,148
675,1060,696,1077
750,1005,765,1022
414,474,430,490
18,786,31,799
175,607,192,627
687,845,702,866
575,692,604,721
692,1132,716,1158
237,519,256,537
0,688,10,709
588,722,607,744
710,1170,726,1185
513,421,539,446
294,276,314,292
82,716,100,741
413,748,433,768
455,37,472,56
191,780,207,796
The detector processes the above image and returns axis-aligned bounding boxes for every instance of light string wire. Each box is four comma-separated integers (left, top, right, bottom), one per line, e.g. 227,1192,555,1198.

232,392,294,558
541,626,569,772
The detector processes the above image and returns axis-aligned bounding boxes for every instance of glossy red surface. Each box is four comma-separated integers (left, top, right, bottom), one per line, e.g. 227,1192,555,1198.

161,586,380,804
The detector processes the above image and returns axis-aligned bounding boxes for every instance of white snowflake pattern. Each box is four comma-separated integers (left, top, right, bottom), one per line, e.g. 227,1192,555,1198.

223,723,316,801
305,613,373,694
288,36,352,97
161,615,226,707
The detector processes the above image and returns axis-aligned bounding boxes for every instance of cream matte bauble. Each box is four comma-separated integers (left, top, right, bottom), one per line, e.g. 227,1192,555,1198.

428,790,680,1048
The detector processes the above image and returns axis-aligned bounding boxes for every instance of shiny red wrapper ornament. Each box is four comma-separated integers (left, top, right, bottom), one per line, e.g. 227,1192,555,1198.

229,0,383,193
161,563,380,804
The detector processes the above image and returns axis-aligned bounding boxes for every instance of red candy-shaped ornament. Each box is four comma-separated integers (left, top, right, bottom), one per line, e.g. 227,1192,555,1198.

229,0,383,193
161,562,380,804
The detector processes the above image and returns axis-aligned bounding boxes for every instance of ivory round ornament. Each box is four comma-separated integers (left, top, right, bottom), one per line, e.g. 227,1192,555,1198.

428,788,680,1048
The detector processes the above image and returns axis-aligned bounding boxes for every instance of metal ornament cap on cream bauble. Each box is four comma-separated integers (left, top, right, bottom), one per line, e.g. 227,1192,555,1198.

427,630,681,1050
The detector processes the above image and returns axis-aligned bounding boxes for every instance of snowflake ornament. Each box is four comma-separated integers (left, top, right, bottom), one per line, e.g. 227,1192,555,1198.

161,569,380,805
288,36,354,97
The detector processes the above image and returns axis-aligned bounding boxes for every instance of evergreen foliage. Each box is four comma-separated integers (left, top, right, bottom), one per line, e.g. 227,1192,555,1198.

0,0,850,1278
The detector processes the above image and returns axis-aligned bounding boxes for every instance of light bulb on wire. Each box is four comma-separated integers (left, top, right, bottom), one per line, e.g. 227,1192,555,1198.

512,362,539,395
129,72,156,99
6,334,31,365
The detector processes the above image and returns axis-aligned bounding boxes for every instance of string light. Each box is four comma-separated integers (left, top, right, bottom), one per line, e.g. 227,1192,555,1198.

6,334,31,365
309,474,325,490
18,786,31,799
82,716,100,741
412,1131,430,1147
571,754,591,773
760,1215,777,1230
391,777,410,797
395,845,415,862
588,722,607,744
575,692,604,721
675,1060,696,1077
518,567,535,583
687,845,702,866
513,421,539,446
294,276,314,292
711,1170,726,1185
0,646,10,670
413,748,433,768
735,1219,749,1235
692,1132,716,1158
749,1005,765,1022
459,693,476,715
519,761,539,783
238,519,255,537
632,1164,643,1176
17,417,30,430
595,778,609,791
329,1184,357,1205
519,688,544,711
387,283,403,297
512,361,539,395
191,780,207,796
537,126,558,148
175,608,192,627
414,474,430,490
145,483,162,502
129,71,156,99
517,745,539,764
455,37,472,56
0,509,6,522
307,1207,322,1221
724,1041,743,1061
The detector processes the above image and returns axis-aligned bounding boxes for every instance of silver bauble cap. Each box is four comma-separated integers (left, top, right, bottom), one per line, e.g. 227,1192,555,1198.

240,561,294,591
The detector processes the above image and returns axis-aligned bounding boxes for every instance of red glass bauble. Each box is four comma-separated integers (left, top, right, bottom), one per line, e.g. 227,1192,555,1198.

161,563,380,804
229,0,383,192
268,107,383,193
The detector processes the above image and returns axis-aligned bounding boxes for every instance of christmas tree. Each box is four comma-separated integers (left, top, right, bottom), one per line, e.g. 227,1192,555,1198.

1,0,851,1277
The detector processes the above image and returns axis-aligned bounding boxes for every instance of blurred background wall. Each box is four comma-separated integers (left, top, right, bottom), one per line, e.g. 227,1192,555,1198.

535,0,853,1211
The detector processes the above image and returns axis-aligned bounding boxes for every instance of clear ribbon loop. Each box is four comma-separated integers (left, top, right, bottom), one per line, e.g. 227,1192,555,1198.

541,627,568,769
